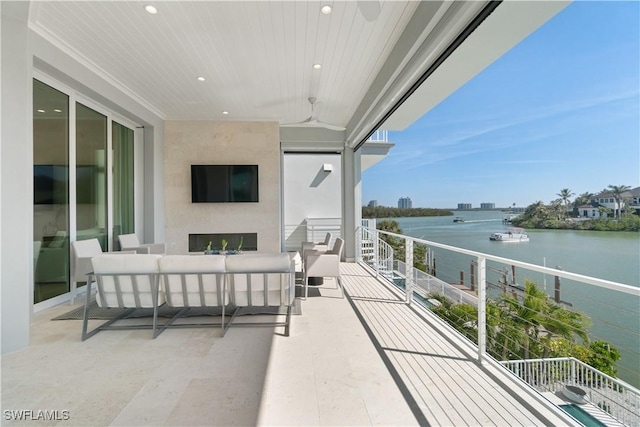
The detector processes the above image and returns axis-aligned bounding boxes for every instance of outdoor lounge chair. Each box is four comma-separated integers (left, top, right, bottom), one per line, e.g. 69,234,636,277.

118,233,166,254
301,232,331,260
70,238,135,305
303,237,344,299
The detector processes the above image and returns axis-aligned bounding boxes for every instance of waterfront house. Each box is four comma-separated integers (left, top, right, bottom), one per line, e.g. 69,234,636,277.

590,187,640,218
2,2,638,425
629,187,640,215
578,203,604,219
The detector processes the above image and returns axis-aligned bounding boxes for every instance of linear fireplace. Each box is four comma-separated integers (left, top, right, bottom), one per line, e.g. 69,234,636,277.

189,233,258,252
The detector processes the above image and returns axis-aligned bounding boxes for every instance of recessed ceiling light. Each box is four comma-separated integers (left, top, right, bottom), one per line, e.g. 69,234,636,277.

313,64,322,70
53,109,62,113
144,5,158,14
320,5,332,15
37,109,45,113
222,111,229,115
197,76,206,81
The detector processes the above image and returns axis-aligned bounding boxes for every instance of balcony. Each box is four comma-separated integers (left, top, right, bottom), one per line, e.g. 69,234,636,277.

358,221,640,426
3,226,638,425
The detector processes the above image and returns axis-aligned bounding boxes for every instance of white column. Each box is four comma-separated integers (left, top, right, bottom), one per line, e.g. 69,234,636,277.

342,147,361,262
143,125,164,244
1,2,33,353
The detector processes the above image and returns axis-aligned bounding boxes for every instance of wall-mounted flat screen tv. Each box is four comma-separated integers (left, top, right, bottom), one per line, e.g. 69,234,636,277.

191,165,259,203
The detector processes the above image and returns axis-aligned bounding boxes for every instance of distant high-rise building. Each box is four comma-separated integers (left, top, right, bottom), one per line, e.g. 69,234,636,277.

480,202,495,210
368,200,378,208
457,203,472,210
398,197,412,209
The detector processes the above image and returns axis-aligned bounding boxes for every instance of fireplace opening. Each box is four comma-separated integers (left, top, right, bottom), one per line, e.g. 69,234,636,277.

189,233,257,252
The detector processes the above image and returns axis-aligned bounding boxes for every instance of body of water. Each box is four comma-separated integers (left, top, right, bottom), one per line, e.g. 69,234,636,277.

385,211,640,387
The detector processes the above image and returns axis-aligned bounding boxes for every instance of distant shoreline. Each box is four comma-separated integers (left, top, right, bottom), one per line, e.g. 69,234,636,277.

362,206,453,219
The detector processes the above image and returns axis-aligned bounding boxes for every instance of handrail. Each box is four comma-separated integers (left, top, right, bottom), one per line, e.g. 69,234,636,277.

365,227,639,296
501,357,640,426
355,224,640,423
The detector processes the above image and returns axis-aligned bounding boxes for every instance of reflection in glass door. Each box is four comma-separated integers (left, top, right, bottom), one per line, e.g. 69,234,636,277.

33,79,138,305
76,103,107,249
33,80,70,303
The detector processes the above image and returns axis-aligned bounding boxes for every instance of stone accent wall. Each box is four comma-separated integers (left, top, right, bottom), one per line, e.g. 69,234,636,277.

164,121,280,254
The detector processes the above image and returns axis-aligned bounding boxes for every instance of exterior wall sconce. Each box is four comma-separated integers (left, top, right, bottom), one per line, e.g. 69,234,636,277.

323,163,333,172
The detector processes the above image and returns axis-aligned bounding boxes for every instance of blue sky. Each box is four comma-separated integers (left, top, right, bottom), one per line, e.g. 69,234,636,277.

362,1,640,209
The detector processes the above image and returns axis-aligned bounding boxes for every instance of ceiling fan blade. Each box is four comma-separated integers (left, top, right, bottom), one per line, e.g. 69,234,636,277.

280,97,345,131
302,120,346,131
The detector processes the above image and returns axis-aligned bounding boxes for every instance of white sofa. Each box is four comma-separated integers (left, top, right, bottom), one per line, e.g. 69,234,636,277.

83,252,295,339
82,254,164,341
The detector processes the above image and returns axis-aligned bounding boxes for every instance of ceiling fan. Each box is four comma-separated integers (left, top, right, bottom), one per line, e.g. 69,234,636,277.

281,97,346,131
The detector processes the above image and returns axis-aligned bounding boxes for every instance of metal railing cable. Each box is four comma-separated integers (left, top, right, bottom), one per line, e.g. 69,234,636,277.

355,224,640,425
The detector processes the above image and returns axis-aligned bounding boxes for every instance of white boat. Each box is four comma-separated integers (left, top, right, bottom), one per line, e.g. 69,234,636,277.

489,229,529,242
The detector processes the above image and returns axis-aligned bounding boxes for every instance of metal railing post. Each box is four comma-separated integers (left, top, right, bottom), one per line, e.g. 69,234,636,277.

477,256,487,363
405,238,413,305
373,229,380,276
355,226,361,262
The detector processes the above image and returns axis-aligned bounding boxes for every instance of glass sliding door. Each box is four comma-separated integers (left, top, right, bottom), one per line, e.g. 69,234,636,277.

32,77,140,305
112,121,135,250
33,80,70,303
76,103,107,249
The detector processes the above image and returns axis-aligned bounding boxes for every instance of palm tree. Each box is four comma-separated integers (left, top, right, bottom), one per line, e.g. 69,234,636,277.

550,199,566,220
539,303,590,358
557,188,574,212
573,192,594,210
500,281,549,359
524,201,549,220
607,185,631,219
376,220,427,271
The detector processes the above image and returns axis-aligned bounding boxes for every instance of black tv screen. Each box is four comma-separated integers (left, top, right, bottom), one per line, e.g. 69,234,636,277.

191,165,259,203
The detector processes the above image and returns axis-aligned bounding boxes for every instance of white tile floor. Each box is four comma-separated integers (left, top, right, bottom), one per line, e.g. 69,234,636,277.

1,263,572,426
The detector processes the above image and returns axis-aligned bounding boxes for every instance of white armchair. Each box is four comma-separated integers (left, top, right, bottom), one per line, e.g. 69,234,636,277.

70,238,135,305
118,233,165,254
303,237,344,299
301,232,332,259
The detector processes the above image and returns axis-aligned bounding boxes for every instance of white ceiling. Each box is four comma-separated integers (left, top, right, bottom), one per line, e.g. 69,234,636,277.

29,1,421,128
28,1,570,144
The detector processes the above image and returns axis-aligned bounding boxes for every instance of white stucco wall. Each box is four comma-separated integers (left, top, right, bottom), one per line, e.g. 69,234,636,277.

283,152,342,251
1,2,33,353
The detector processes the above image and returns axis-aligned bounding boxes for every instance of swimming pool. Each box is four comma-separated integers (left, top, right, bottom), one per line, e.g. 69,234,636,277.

559,404,607,427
